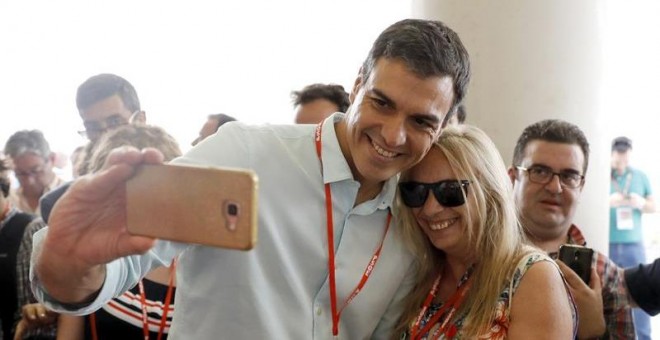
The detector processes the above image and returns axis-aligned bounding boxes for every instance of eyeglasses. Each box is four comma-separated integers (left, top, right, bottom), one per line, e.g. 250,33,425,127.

398,180,470,208
77,111,141,139
516,165,584,189
14,163,48,179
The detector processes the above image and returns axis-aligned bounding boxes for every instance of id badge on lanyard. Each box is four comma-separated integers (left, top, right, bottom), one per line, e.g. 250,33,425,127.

616,206,634,230
613,171,634,230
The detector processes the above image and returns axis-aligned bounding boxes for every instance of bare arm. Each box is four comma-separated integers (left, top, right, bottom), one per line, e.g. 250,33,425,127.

508,261,574,339
557,260,606,339
35,147,162,304
56,315,84,340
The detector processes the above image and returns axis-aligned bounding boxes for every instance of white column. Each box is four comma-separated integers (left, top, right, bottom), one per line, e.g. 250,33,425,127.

413,0,610,253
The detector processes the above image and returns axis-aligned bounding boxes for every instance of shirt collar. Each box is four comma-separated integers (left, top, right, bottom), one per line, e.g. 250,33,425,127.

546,224,586,259
566,224,587,246
318,112,398,211
0,207,19,230
318,112,354,184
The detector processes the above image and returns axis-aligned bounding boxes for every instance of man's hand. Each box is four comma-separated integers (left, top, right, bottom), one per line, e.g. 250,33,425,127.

12,304,58,340
557,260,606,339
36,147,164,304
609,192,626,207
21,303,58,327
628,193,646,211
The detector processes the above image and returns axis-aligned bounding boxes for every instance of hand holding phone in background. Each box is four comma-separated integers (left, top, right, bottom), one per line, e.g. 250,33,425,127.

558,244,594,284
556,245,606,339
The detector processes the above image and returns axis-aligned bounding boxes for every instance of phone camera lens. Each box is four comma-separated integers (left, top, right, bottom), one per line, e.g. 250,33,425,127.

227,203,238,216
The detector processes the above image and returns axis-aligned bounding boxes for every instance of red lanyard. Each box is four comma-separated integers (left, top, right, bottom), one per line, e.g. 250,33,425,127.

91,260,176,340
410,274,472,340
315,123,392,336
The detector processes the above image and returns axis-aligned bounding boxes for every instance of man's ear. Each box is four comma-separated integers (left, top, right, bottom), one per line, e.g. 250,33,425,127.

349,68,364,104
130,110,147,125
507,167,517,185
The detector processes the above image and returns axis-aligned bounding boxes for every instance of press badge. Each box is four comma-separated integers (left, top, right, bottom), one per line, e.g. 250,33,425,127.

616,206,634,230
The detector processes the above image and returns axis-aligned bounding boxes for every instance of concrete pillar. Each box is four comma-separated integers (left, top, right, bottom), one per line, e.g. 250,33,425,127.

413,0,610,253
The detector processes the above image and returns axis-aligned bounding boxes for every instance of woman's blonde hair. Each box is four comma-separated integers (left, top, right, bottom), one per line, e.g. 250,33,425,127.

87,124,182,174
393,124,531,337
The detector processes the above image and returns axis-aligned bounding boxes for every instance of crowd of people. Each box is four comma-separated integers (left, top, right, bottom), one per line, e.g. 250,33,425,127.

0,18,658,340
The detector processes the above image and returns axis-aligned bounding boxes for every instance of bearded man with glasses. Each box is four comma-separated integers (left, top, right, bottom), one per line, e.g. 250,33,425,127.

509,119,634,340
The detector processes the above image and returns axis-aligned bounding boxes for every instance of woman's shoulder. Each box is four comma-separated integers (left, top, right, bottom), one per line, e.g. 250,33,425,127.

509,247,553,289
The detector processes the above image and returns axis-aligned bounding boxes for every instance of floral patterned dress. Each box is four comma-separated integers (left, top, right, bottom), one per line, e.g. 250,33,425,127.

403,252,578,339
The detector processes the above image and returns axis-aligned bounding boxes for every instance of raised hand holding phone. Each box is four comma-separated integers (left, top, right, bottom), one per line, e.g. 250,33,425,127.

36,147,163,304
126,164,258,250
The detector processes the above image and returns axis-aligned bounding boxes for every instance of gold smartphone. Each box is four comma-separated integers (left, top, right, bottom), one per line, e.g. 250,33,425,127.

126,164,258,250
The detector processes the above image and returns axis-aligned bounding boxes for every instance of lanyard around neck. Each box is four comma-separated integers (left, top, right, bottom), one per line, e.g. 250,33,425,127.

612,171,633,195
410,272,472,340
315,123,392,337
90,259,176,340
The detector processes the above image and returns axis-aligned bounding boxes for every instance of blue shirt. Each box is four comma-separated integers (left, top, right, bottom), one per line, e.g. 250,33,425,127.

32,113,417,339
609,167,653,243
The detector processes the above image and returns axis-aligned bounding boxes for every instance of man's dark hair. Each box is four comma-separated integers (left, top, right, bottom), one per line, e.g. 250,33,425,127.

612,136,632,153
455,104,467,123
0,158,10,197
512,119,591,173
76,73,141,112
443,103,467,126
208,113,237,131
291,83,350,113
360,19,471,114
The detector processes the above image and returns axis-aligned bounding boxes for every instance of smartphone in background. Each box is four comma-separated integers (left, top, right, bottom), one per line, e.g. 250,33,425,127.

558,244,594,285
126,164,258,250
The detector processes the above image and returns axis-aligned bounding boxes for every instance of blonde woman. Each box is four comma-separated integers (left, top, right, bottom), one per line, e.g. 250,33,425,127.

394,125,576,339
57,124,181,340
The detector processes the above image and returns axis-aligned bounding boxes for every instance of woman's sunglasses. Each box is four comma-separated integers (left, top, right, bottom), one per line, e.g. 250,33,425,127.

398,180,470,208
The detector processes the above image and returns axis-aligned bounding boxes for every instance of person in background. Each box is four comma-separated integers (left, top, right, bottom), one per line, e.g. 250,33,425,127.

190,113,236,146
394,124,576,339
55,124,181,340
625,258,660,317
291,83,350,124
0,158,54,340
39,73,148,223
69,146,85,179
31,18,471,338
609,136,655,340
76,73,145,142
510,120,634,339
3,130,64,216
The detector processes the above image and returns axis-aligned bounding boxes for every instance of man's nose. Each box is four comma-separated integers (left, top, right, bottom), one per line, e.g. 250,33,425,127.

381,119,406,147
544,173,563,194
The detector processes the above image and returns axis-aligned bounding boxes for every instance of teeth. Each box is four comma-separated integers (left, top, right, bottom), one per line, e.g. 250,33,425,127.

372,140,397,158
429,218,457,231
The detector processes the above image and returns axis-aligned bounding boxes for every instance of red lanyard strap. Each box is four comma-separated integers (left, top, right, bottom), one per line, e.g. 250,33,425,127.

92,259,176,340
315,123,391,336
138,259,177,340
411,275,472,340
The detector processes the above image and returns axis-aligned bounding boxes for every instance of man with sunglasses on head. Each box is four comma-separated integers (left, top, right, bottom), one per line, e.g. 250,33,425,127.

39,73,147,223
30,19,470,339
76,73,146,142
509,119,634,339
